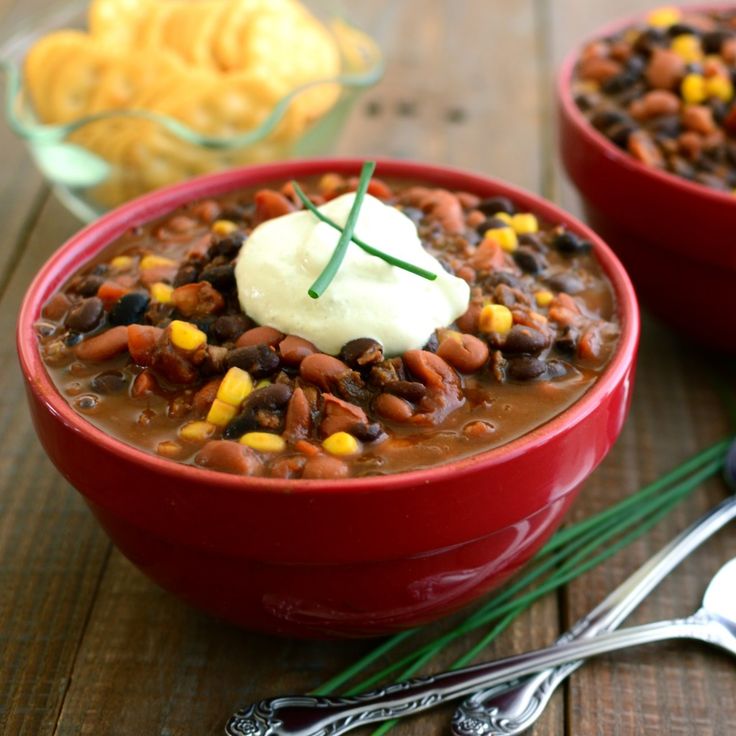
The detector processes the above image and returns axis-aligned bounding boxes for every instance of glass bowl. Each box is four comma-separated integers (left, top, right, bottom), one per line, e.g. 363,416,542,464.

1,0,383,222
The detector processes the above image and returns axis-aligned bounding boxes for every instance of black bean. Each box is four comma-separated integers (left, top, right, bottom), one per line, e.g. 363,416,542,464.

591,109,628,132
91,370,127,394
212,314,252,343
66,297,104,333
502,325,549,355
173,262,201,287
703,29,733,54
651,115,681,138
76,274,105,297
555,326,579,355
64,331,83,347
633,27,667,56
608,123,638,149
545,359,569,380
384,380,427,403
340,338,384,367
226,344,280,378
109,292,150,326
513,246,547,275
477,196,515,216
194,315,217,336
349,422,384,442
223,383,292,439
91,263,108,276
574,92,599,111
666,22,700,37
200,264,235,291
506,355,546,381
518,233,547,251
553,231,592,256
546,272,584,294
602,71,638,94
483,271,520,289
209,232,245,260
476,217,511,236
145,302,175,328
219,204,250,222
423,332,440,353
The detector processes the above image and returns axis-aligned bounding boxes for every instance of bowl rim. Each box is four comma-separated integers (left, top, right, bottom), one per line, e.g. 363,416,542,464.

17,157,640,495
557,3,736,209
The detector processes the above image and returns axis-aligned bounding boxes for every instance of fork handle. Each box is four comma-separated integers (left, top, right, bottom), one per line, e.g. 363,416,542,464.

453,494,736,736
225,617,712,736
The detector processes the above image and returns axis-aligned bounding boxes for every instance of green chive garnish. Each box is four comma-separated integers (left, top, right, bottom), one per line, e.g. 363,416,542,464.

301,163,437,299
308,162,376,299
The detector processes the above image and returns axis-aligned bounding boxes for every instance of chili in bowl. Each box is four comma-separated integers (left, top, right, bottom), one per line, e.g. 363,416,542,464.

559,4,736,351
17,159,639,637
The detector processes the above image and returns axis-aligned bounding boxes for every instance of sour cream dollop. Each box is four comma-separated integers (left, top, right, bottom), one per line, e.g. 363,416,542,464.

235,192,471,356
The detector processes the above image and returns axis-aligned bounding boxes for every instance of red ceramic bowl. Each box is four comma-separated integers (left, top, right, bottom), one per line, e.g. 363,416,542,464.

558,7,736,353
17,159,639,638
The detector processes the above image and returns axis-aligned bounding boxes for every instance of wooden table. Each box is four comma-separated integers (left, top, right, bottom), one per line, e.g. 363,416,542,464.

2,1,735,734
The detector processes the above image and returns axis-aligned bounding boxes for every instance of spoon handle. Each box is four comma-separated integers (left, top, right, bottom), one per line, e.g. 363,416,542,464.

225,616,715,736
452,494,736,736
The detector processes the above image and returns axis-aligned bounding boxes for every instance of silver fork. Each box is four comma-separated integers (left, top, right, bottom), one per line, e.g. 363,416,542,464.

451,440,736,736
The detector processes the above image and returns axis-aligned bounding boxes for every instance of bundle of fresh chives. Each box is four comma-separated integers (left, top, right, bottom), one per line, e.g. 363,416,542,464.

310,436,733,735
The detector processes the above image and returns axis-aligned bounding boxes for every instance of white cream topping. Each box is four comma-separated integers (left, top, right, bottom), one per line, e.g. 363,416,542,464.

234,192,471,356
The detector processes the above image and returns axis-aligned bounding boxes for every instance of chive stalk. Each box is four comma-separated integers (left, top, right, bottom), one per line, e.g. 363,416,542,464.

292,180,437,283
308,162,376,299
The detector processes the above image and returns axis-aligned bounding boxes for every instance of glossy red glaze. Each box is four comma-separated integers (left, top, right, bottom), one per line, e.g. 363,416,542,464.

557,7,736,353
17,159,639,638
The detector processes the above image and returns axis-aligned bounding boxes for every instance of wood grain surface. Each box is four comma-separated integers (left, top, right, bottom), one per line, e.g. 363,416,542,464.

1,1,735,735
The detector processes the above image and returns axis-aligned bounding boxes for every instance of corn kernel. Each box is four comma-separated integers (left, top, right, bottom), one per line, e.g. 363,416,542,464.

157,440,183,458
169,320,207,351
217,367,253,407
240,432,286,453
681,73,707,104
534,290,554,308
511,213,539,235
492,211,513,224
110,255,133,270
484,226,518,253
140,254,177,270
179,420,217,442
150,282,173,303
671,34,703,63
322,431,361,456
206,398,237,427
255,378,272,389
646,6,681,27
706,75,734,102
479,303,513,334
212,219,238,236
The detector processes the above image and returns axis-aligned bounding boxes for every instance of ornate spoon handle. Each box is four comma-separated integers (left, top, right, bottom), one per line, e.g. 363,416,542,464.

225,616,716,736
452,494,736,736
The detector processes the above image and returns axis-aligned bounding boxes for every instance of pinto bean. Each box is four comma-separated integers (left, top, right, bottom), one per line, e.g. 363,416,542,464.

301,453,349,480
127,324,163,366
300,353,351,390
192,377,221,415
645,47,685,90
284,387,311,440
403,350,460,392
43,292,72,320
171,282,224,318
320,393,369,437
279,335,318,366
254,189,295,225
131,369,158,397
374,392,414,422
235,325,284,348
437,333,489,373
455,301,482,334
74,325,129,362
194,440,263,476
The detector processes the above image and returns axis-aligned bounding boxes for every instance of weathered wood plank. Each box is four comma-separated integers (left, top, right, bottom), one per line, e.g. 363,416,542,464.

0,196,112,736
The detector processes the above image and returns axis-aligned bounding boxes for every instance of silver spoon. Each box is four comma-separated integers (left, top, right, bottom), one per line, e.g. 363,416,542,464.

452,439,736,736
225,554,736,736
